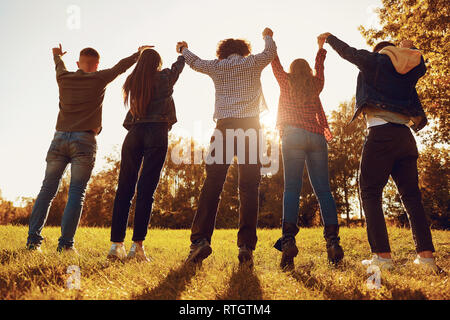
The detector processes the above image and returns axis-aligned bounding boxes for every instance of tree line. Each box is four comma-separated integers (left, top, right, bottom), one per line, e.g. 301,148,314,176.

1,98,447,229
1,0,447,230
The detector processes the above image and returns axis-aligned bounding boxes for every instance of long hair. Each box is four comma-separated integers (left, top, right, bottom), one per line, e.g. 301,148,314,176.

123,49,162,118
288,59,316,101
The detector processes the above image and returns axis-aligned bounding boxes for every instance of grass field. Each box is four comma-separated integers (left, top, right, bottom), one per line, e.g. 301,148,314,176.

0,225,448,300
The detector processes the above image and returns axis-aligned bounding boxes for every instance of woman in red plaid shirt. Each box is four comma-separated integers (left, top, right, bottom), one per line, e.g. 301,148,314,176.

272,35,344,270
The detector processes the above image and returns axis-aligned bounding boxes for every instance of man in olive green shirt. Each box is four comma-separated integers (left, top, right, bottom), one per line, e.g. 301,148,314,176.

27,44,146,253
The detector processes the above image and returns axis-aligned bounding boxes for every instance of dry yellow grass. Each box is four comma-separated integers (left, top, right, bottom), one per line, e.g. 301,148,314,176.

0,225,448,300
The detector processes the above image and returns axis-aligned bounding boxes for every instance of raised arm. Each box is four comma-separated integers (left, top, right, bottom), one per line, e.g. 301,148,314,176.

177,40,216,75
182,50,217,75
98,51,140,84
254,28,277,68
313,48,327,93
52,44,68,78
271,55,288,84
168,55,186,86
322,33,377,72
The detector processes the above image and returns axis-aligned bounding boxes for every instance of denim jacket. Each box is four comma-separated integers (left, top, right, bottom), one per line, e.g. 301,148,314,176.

326,35,428,131
123,56,185,131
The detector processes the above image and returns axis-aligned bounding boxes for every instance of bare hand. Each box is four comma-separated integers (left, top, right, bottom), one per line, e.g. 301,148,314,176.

399,40,414,49
52,43,67,56
317,35,326,49
262,27,273,38
318,32,332,42
176,41,188,54
138,45,154,52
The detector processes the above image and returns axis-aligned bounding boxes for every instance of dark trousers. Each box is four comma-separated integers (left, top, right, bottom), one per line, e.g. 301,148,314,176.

191,117,261,250
110,123,168,243
360,123,434,253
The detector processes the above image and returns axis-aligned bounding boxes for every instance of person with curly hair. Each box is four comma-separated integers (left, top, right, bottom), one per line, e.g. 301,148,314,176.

177,27,277,267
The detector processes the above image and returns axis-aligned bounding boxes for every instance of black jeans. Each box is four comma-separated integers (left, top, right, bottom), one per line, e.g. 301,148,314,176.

360,123,435,253
191,117,261,250
110,123,168,242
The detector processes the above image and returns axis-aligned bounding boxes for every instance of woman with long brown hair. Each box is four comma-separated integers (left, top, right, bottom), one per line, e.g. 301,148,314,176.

271,35,343,270
107,45,185,262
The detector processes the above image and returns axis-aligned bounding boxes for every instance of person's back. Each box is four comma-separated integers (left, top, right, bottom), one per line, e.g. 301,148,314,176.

363,53,423,101
108,48,185,262
325,35,427,131
178,28,277,267
356,49,425,120
271,36,343,270
322,33,438,273
26,44,140,253
55,47,140,133
210,54,269,114
271,44,331,141
181,34,276,119
122,55,185,130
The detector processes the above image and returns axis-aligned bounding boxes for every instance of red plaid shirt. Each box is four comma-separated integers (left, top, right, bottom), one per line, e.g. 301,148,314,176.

271,48,332,142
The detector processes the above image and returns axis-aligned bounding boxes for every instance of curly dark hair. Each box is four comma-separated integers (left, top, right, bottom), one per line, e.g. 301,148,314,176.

216,38,251,60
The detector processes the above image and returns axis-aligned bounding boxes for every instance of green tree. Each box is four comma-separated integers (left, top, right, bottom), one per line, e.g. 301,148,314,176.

328,98,366,226
417,146,449,229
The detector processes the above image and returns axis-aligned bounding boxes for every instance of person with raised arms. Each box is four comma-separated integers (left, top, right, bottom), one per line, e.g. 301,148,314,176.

319,32,439,273
107,46,185,262
177,27,277,267
271,34,344,270
27,44,142,254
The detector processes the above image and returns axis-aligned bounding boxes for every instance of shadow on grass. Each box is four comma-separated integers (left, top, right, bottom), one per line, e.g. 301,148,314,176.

0,264,67,299
289,260,366,300
382,279,428,300
290,259,432,300
133,263,199,300
0,248,25,265
216,265,263,300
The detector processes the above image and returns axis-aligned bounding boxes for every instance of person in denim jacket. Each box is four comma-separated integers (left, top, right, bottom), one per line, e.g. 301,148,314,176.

107,46,185,262
320,33,439,273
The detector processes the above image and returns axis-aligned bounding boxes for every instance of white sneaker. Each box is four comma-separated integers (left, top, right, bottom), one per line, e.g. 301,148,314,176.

413,255,439,273
107,243,127,261
127,243,151,263
362,254,394,270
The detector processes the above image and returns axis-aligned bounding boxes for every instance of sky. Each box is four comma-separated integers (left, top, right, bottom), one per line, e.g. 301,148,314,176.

0,0,382,203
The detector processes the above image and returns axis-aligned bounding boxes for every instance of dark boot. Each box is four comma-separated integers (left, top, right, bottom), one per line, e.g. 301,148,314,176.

324,225,344,264
185,239,212,265
280,237,298,271
274,222,299,271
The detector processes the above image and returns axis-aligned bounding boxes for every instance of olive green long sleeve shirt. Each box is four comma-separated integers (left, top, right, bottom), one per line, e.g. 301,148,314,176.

53,51,139,134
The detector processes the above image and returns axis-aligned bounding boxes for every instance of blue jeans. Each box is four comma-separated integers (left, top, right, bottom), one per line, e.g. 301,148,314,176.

27,131,96,248
281,126,338,229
